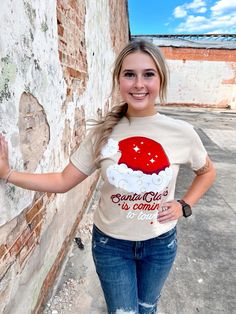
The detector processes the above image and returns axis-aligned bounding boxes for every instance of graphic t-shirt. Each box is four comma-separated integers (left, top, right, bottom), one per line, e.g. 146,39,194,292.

70,113,207,241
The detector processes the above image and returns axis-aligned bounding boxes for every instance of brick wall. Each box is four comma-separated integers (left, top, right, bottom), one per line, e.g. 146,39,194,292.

162,46,236,62
133,36,236,110
161,47,236,109
57,0,88,102
0,1,129,313
109,0,130,54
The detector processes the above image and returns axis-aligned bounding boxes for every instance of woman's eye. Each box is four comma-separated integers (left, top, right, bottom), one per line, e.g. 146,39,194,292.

124,72,135,77
144,72,155,77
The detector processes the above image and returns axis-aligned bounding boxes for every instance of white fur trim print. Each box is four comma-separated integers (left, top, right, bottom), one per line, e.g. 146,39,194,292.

106,163,173,194
101,138,119,158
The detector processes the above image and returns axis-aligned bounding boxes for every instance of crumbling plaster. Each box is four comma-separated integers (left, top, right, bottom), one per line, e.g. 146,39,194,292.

0,0,115,227
79,0,115,119
0,0,66,226
0,0,123,313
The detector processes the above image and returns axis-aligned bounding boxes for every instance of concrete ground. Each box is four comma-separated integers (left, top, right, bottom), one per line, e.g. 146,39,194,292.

42,107,236,314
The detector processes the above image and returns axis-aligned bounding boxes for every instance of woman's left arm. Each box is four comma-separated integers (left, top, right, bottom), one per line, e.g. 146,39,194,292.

157,156,216,223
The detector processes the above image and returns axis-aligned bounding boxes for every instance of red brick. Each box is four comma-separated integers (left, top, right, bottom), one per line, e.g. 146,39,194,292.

57,9,62,24
69,0,78,11
33,209,84,314
66,66,82,79
9,237,23,256
25,198,43,224
20,226,32,245
164,102,230,109
66,87,72,96
75,16,81,28
161,47,236,62
58,24,64,37
60,38,67,47
18,242,36,268
57,0,70,11
0,244,7,260
29,211,44,231
57,0,88,97
58,50,63,62
34,222,43,238
109,0,129,54
222,77,236,84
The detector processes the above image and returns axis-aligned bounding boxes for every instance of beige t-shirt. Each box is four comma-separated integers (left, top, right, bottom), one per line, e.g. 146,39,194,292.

71,113,207,240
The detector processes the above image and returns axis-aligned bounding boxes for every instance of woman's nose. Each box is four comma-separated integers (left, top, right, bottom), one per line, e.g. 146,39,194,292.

134,76,144,88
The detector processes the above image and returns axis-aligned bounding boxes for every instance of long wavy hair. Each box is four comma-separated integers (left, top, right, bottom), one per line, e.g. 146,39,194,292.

92,40,168,165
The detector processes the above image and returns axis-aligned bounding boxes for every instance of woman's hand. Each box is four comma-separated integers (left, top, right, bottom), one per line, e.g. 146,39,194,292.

0,133,88,192
157,200,183,224
0,134,11,180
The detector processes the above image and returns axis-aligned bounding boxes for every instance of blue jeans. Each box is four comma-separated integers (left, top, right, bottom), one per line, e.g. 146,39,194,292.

92,225,177,314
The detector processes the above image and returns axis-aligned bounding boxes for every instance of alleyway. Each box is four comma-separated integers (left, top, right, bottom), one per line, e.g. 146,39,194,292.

42,107,236,314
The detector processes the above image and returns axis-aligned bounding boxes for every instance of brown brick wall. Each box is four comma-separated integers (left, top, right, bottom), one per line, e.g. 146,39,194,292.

161,46,236,62
158,46,236,109
109,0,130,55
57,0,88,102
0,194,53,279
34,174,99,313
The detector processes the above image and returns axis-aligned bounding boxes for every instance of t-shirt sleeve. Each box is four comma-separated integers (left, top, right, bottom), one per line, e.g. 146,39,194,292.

188,127,208,171
70,132,98,176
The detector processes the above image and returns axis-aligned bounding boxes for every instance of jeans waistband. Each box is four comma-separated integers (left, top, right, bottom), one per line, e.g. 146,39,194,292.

93,224,176,243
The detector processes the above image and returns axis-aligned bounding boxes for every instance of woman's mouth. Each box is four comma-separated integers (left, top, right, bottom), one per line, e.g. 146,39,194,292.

130,93,148,99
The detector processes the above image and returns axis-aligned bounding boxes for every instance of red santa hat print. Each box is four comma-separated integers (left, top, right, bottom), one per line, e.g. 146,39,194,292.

104,136,173,194
118,137,170,175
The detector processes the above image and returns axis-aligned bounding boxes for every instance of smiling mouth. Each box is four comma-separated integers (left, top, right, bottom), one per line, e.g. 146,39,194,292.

130,93,148,98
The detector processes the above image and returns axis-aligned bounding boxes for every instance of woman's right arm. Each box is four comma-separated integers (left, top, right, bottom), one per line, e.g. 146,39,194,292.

0,134,88,193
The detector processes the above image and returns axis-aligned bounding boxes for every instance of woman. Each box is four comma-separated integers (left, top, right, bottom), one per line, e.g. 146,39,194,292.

0,40,216,314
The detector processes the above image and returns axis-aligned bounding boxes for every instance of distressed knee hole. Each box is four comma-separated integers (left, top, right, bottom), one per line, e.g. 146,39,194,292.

138,301,155,308
115,309,136,314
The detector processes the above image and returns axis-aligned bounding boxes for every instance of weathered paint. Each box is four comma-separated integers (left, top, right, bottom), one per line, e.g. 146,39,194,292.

79,0,116,119
166,59,236,109
18,92,50,171
0,0,67,226
0,0,129,313
0,56,17,103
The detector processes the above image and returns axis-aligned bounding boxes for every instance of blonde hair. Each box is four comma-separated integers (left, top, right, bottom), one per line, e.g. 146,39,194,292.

92,40,168,164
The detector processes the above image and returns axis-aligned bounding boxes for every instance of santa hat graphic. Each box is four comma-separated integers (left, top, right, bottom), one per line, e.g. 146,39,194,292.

103,137,173,194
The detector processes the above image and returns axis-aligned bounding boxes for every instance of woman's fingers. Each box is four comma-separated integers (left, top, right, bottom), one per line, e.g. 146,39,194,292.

157,201,183,223
0,134,8,156
0,133,10,179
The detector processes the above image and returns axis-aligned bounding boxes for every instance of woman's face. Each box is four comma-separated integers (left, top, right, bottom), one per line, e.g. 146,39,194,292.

118,51,160,117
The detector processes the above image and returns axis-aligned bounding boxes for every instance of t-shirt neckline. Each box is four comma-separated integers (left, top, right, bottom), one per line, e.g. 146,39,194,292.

124,112,161,123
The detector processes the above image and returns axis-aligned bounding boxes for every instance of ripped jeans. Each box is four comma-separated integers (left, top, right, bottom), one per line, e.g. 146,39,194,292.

92,225,177,314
